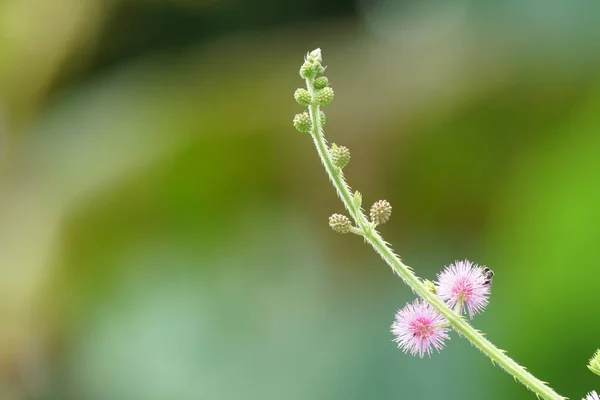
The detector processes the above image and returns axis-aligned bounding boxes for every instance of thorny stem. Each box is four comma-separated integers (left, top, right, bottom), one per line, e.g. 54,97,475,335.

302,69,565,400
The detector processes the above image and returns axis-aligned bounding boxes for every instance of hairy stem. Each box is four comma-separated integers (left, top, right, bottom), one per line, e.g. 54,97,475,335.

303,73,565,400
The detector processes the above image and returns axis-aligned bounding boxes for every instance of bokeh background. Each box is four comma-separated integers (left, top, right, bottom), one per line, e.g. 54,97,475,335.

1,0,600,399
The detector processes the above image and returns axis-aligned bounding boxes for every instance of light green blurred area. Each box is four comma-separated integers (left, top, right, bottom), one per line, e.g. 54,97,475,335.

0,0,599,399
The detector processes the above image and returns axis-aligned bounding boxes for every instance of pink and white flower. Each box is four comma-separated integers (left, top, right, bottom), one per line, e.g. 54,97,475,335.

436,260,490,319
391,299,450,358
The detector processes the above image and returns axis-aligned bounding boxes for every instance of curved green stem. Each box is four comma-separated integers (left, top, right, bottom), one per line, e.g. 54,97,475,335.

303,73,565,400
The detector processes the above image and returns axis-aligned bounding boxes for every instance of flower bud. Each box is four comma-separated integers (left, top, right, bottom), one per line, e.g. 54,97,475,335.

370,200,392,225
293,112,311,133
329,213,352,234
589,349,600,376
316,87,334,106
330,143,350,169
300,49,326,79
299,62,317,79
314,76,329,90
294,88,312,106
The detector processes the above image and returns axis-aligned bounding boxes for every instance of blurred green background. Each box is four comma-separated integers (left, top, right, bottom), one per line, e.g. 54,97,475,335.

1,0,599,399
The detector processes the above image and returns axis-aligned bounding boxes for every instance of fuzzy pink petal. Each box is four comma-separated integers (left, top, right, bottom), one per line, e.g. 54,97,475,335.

436,260,490,318
391,299,450,358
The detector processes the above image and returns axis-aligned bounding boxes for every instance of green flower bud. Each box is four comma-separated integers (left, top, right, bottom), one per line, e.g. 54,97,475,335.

319,111,326,126
370,200,392,225
588,349,600,376
314,76,329,90
329,213,352,234
330,143,350,169
316,87,334,106
294,88,312,106
299,62,317,79
300,49,326,79
293,112,311,133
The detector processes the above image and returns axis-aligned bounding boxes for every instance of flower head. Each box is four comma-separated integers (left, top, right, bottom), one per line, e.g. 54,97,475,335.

584,391,599,400
293,112,311,133
436,260,490,318
329,213,352,234
391,299,450,358
370,200,392,225
330,144,350,169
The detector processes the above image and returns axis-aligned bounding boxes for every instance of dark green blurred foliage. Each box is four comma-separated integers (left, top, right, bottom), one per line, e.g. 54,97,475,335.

1,1,599,399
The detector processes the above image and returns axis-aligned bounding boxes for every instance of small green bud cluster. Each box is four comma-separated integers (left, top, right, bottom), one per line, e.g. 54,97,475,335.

329,213,352,234
316,87,334,106
330,143,350,169
294,88,311,106
589,349,600,376
292,110,326,133
370,200,392,225
293,112,311,133
299,48,325,79
293,48,334,133
314,76,329,90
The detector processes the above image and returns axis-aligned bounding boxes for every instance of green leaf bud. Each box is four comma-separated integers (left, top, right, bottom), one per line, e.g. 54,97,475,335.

424,279,437,294
293,112,311,133
330,143,350,169
370,200,392,225
353,191,362,211
316,87,334,106
329,213,352,234
314,76,329,90
294,88,312,106
319,110,326,126
307,48,322,63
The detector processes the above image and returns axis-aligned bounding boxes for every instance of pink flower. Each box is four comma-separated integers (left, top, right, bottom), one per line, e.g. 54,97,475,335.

584,391,600,400
391,299,450,358
436,260,490,319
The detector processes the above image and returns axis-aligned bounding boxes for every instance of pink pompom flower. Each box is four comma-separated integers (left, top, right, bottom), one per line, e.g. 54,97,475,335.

436,260,491,319
584,391,600,400
391,299,450,358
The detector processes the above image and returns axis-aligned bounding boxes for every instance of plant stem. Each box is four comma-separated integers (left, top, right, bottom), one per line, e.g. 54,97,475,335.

304,75,565,400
